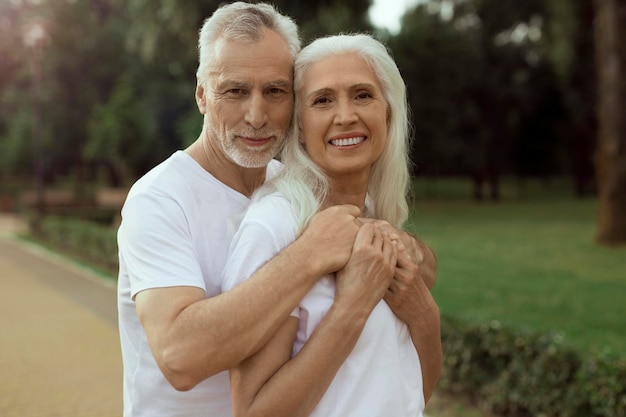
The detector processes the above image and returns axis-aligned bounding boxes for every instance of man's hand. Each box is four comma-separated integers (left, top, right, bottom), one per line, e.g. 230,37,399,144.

384,249,437,326
300,205,361,276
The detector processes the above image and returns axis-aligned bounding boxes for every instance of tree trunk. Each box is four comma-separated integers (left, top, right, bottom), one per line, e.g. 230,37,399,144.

593,0,626,245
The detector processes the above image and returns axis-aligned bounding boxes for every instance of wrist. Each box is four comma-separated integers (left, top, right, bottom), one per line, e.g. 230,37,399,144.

326,300,370,333
283,237,327,282
408,304,440,339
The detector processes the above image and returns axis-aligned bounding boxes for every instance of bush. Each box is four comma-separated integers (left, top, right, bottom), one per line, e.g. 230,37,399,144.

35,215,118,274
440,316,626,417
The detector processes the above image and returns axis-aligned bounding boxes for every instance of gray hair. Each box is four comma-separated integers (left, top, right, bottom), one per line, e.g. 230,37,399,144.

270,34,412,232
196,2,301,84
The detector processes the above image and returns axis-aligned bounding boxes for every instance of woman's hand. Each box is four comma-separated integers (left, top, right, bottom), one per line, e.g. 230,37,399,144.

334,222,397,316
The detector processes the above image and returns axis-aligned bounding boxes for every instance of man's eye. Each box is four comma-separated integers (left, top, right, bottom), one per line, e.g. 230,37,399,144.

268,88,286,95
227,89,245,96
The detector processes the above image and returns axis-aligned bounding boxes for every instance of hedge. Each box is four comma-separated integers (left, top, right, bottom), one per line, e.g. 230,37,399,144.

35,215,119,274
440,316,626,417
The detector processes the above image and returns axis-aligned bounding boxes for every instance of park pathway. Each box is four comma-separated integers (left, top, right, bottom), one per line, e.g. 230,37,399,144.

0,214,123,417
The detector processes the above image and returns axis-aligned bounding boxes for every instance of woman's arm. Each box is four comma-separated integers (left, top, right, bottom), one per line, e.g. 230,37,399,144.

230,224,398,417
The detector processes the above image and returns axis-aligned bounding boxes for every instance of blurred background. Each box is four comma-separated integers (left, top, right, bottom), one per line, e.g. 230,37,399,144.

2,0,625,240
1,0,625,416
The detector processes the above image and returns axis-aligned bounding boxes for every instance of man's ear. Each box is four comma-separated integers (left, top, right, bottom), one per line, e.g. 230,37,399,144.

195,81,207,114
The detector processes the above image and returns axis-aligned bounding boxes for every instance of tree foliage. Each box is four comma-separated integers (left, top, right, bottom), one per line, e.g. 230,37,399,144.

0,0,602,204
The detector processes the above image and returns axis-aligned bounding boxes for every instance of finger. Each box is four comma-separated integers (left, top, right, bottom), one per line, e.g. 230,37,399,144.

384,233,398,266
387,275,399,293
395,249,414,269
353,223,375,248
384,289,399,305
391,235,406,252
338,204,362,218
371,226,384,250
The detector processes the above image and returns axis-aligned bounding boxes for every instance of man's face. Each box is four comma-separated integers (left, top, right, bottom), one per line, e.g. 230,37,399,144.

196,29,294,168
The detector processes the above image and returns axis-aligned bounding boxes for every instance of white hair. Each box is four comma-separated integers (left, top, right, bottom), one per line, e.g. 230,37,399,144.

196,2,301,85
260,34,413,234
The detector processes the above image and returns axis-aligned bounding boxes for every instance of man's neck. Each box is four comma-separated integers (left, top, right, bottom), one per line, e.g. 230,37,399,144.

185,137,266,198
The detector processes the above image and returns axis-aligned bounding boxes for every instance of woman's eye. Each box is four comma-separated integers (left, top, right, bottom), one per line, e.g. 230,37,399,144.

356,91,373,100
313,97,330,105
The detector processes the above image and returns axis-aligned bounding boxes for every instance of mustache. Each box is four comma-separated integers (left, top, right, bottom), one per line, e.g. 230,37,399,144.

233,128,285,139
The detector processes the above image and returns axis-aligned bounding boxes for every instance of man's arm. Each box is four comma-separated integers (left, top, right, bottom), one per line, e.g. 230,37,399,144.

408,233,437,289
135,204,361,391
384,249,442,403
358,218,437,288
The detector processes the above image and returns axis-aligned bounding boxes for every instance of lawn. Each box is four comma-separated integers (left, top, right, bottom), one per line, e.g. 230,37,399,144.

406,179,626,357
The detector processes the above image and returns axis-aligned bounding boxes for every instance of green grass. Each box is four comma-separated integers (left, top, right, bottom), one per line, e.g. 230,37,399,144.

406,189,626,358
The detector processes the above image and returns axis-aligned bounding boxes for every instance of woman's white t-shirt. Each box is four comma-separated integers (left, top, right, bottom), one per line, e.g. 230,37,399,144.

222,191,425,417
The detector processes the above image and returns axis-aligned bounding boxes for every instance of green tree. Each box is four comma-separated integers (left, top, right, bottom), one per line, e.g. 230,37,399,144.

390,0,572,200
84,74,155,186
0,1,36,177
543,0,596,197
1,0,136,186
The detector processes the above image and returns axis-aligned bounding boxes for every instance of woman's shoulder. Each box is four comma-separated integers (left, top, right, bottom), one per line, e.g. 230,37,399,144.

244,190,296,233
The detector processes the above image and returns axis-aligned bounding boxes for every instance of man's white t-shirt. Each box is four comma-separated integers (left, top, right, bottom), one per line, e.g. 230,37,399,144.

117,151,282,417
222,191,425,417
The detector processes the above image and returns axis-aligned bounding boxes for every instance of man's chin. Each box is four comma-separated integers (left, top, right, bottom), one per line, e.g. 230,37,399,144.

232,154,274,169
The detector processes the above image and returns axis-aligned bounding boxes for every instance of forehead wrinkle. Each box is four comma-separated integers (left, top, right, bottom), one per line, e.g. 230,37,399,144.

305,81,378,99
216,79,249,89
351,82,378,91
211,71,291,91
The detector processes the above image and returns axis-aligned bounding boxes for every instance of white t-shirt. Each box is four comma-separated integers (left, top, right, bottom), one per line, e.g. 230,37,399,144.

117,151,282,417
222,191,425,417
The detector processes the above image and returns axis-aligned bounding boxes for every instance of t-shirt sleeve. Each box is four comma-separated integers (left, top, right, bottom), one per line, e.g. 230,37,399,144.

119,191,205,299
221,193,299,317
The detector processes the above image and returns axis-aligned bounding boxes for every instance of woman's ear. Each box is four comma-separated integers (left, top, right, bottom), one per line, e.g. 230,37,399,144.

386,105,392,125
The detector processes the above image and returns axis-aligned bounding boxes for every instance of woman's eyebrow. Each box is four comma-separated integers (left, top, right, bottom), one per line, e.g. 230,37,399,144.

306,87,333,101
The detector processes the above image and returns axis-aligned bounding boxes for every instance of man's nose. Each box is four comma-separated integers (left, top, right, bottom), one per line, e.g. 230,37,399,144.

244,93,269,129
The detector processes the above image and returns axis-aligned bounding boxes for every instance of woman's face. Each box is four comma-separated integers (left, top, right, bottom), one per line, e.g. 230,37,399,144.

299,53,388,182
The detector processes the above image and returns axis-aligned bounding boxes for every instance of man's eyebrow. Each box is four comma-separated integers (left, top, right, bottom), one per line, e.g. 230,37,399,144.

263,80,292,90
216,80,250,90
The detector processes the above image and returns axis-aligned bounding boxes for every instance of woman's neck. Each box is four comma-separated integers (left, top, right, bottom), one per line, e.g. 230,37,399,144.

323,174,369,215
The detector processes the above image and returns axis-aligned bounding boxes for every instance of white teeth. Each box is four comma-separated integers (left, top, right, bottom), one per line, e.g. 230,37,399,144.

330,137,365,147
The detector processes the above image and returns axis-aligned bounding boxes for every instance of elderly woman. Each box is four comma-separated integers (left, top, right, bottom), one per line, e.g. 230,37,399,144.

222,34,441,417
